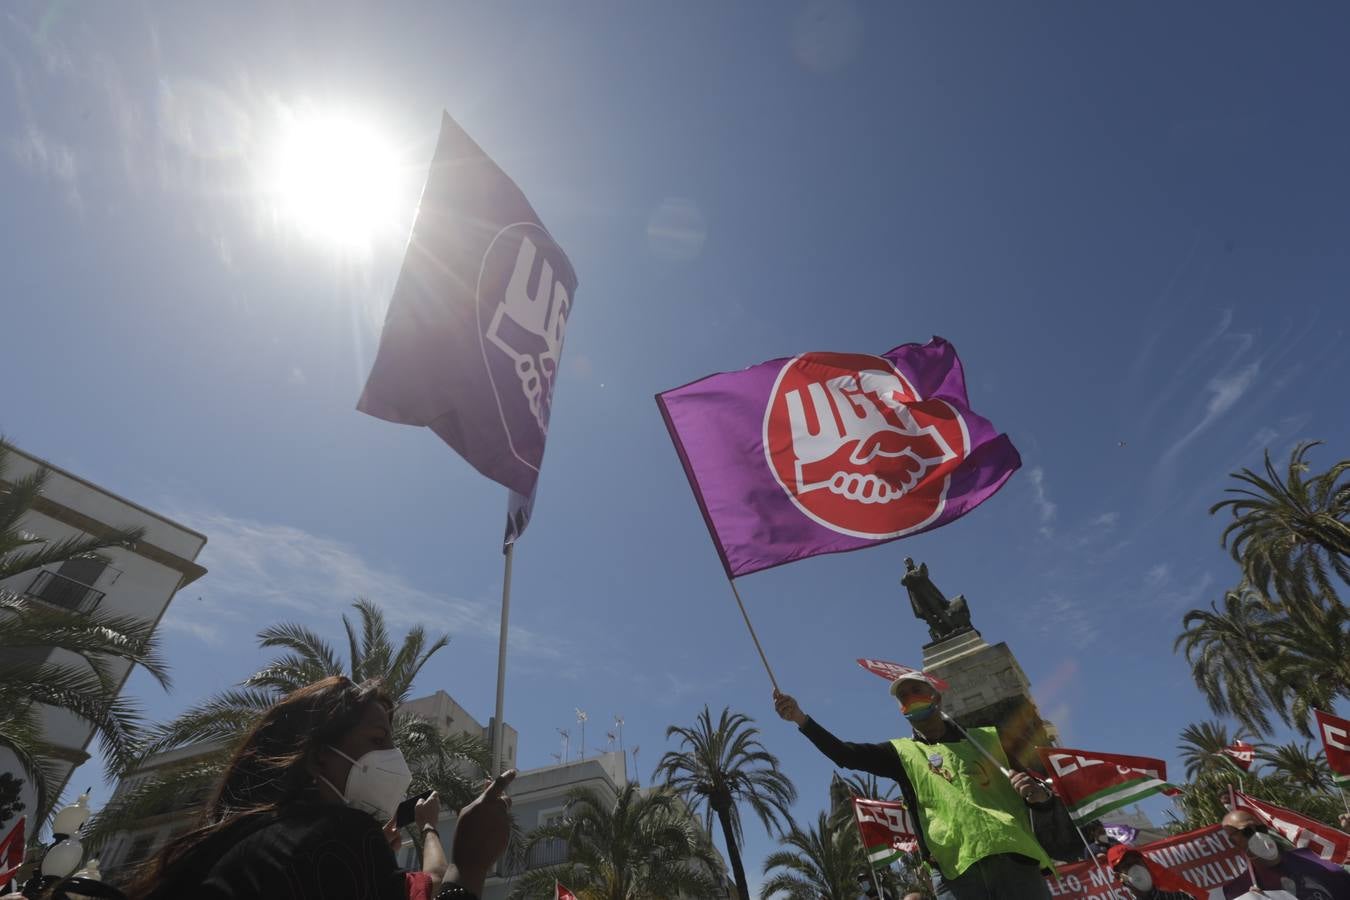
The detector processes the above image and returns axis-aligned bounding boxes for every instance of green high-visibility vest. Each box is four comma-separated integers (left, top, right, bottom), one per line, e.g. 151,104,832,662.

891,726,1053,879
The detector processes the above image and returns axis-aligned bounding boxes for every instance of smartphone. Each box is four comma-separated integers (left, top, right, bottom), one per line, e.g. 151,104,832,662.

395,790,435,829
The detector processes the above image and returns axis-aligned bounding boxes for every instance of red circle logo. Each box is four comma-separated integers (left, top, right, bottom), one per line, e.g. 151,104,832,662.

763,352,969,538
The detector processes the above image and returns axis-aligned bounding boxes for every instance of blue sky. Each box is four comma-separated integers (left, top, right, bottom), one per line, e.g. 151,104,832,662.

4,0,1349,884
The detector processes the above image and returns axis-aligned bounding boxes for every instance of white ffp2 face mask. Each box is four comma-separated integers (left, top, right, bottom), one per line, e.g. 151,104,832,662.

1124,864,1153,893
319,747,412,821
1247,831,1280,862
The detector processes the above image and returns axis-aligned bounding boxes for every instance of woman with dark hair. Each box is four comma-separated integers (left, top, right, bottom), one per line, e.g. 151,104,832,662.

127,676,514,900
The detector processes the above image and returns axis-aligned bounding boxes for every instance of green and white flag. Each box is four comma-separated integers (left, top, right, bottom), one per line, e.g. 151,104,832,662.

1038,747,1180,824
852,797,918,869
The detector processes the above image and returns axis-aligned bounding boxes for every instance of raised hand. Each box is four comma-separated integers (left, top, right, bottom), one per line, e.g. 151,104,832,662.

450,770,517,896
773,690,807,726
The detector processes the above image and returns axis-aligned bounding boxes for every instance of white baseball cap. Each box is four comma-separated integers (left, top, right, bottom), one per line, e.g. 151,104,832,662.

888,671,941,699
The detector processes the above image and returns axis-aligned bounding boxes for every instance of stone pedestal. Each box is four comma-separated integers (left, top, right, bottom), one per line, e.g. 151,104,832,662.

922,631,1057,772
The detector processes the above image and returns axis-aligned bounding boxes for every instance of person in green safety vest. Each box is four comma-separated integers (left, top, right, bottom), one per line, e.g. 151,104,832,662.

774,672,1056,900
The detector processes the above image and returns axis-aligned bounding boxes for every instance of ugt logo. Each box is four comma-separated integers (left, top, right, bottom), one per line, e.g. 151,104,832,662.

477,223,575,469
763,352,968,539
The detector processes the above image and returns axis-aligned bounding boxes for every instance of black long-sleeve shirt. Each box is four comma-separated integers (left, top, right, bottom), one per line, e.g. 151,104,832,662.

800,716,1054,870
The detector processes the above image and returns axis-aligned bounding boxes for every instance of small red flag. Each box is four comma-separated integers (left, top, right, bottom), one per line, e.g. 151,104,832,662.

1232,790,1350,864
852,797,919,868
556,882,578,900
1314,709,1350,789
1219,739,1255,772
0,816,25,886
856,658,950,692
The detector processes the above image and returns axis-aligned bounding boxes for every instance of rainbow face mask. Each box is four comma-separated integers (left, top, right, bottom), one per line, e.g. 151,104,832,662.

900,696,938,722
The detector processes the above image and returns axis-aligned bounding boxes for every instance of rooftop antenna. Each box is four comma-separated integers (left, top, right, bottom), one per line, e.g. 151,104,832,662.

631,745,641,786
576,709,588,761
614,715,625,752
605,731,616,752
557,728,570,763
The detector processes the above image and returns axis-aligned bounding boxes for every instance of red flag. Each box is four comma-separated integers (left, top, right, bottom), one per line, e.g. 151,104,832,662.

1038,747,1178,823
555,883,578,900
852,797,919,867
1231,790,1350,864
856,658,951,692
0,816,24,887
1045,825,1238,900
1219,740,1255,773
1314,709,1350,789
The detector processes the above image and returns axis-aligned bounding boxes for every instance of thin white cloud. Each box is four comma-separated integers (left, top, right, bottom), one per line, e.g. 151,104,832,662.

157,507,565,660
1034,593,1098,645
7,124,80,208
1090,512,1119,529
1027,467,1057,537
1159,571,1215,611
1160,360,1261,463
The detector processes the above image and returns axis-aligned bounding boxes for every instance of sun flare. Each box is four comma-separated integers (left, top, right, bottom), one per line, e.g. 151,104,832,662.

267,109,400,250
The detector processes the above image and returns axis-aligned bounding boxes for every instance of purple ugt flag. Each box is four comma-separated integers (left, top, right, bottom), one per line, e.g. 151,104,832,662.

359,111,578,502
655,337,1021,578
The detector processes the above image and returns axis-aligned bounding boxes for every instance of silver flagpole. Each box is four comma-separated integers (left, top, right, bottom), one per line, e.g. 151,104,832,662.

490,543,515,776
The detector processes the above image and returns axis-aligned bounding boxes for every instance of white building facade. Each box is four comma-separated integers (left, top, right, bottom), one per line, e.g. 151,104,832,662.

399,690,518,773
0,445,207,798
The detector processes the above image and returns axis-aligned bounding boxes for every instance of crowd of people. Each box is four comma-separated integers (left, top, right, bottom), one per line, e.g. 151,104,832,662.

8,671,1347,899
774,674,1350,900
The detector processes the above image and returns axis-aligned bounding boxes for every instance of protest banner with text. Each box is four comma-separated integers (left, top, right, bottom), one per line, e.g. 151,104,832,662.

1045,825,1246,900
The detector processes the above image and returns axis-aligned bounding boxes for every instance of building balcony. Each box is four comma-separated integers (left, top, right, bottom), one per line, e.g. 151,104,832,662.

25,570,106,614
522,841,569,870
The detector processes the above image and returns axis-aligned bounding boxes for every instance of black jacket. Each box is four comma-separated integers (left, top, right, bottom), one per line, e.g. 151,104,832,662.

143,805,406,900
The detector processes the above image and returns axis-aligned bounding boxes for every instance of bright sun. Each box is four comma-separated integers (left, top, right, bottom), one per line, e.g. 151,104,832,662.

268,109,400,250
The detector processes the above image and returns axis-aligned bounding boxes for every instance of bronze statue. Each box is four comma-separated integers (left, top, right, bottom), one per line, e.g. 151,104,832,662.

902,557,973,643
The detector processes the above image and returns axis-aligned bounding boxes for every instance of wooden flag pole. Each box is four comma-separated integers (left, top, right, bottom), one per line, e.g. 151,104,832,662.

490,543,515,776
728,578,779,692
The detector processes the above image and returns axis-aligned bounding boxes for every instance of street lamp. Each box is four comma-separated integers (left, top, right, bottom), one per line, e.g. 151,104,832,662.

21,792,123,899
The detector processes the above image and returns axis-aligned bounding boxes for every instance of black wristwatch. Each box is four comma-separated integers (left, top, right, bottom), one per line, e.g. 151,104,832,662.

435,883,479,900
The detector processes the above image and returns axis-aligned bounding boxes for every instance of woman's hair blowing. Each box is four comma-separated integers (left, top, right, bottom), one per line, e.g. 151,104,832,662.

128,676,392,899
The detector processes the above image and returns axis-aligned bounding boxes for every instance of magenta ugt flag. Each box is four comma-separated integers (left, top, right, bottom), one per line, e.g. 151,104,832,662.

655,338,1021,578
359,111,578,511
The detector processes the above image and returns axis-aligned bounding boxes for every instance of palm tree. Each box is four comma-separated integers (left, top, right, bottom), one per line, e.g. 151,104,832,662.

86,600,476,849
132,599,449,761
1176,585,1287,733
655,706,797,900
1257,741,1335,793
242,598,448,703
1264,598,1350,730
761,811,866,900
1176,721,1257,781
0,595,171,798
0,439,163,803
508,782,723,900
1210,441,1349,612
